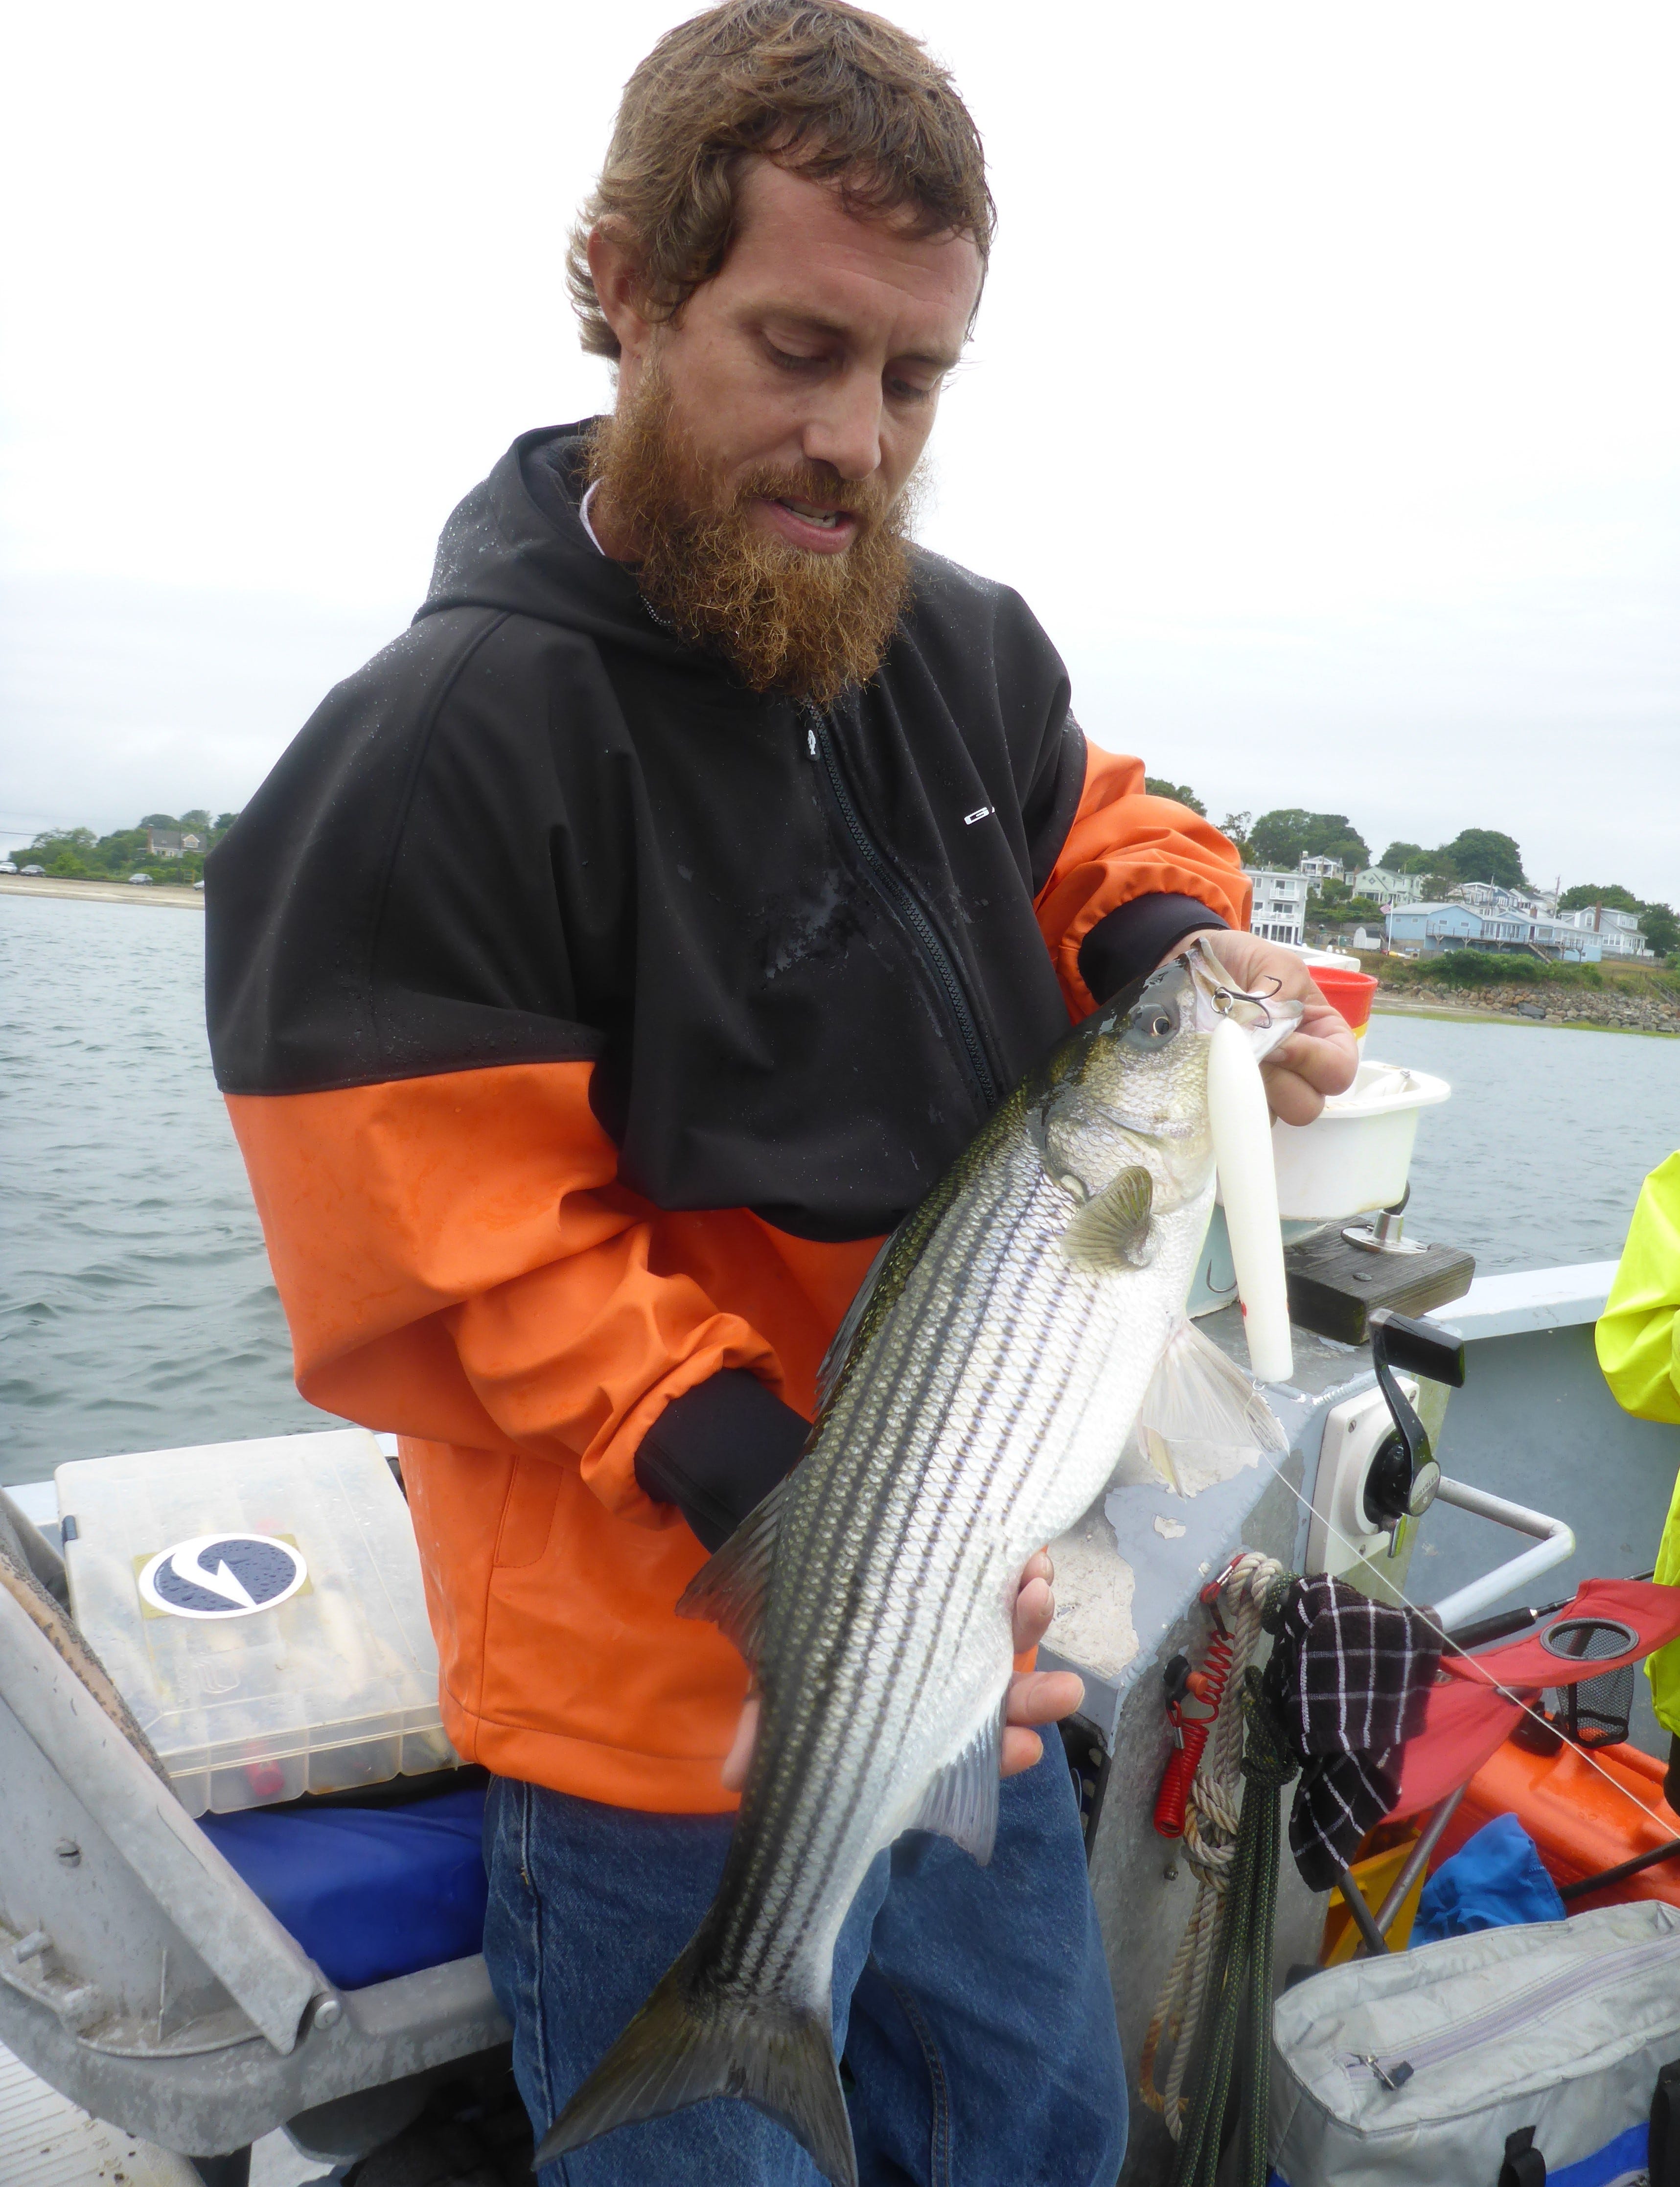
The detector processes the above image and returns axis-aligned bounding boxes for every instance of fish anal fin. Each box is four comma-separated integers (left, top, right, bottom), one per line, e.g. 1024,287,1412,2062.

906,1702,1004,1866
535,1944,857,2187
1059,1163,1154,1273
674,1473,793,1672
1134,1317,1288,1495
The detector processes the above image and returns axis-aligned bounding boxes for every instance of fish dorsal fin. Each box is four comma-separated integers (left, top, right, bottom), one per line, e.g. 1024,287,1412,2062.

1059,1163,1154,1273
1132,1316,1288,1492
905,1701,1004,1865
673,1473,794,1671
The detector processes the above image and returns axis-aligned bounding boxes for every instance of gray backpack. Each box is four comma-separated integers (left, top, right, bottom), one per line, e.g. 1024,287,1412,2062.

1270,1899,1680,2186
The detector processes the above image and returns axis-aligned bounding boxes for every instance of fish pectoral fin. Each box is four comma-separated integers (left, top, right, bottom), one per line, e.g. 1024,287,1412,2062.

535,1940,856,2187
906,1700,1005,1866
674,1473,793,1671
1059,1163,1154,1273
1135,1317,1289,1488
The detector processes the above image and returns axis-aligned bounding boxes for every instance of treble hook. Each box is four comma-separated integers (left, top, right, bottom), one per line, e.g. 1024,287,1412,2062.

1210,973,1283,1027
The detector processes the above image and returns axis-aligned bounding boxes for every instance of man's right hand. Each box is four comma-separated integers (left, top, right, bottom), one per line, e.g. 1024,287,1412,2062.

719,1550,1083,1791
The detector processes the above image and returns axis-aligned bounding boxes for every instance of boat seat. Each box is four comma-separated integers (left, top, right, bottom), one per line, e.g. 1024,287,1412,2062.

0,1525,510,2167
199,1786,490,1993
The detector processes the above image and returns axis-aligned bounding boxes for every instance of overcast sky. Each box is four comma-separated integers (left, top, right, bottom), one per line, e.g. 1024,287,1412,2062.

3,1,1676,896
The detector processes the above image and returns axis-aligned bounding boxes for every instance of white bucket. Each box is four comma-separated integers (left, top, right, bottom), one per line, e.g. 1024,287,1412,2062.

1266,1057,1450,1220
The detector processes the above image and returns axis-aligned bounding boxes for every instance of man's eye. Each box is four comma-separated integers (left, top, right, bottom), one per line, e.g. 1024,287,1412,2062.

766,344,823,374
887,377,937,404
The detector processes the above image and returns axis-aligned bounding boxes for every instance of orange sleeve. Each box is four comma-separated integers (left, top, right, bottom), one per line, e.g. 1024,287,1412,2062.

225,1060,785,1531
1034,741,1251,1019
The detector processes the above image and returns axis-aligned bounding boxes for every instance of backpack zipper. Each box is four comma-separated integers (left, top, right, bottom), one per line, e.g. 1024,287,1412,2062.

805,706,998,1108
1342,1930,1680,2088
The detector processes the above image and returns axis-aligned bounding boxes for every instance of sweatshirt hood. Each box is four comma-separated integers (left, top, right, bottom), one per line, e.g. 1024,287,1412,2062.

416,421,701,665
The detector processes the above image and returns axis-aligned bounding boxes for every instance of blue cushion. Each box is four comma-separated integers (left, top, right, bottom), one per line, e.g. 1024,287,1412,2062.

199,1785,488,1990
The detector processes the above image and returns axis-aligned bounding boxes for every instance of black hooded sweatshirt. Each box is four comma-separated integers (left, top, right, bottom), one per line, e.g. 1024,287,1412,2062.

207,423,1241,1562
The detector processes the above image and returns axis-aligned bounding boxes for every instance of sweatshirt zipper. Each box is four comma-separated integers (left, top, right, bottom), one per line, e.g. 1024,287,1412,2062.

806,707,998,1108
1342,1929,1680,2089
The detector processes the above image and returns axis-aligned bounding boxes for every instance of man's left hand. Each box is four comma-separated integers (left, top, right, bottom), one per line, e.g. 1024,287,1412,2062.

1171,929,1359,1126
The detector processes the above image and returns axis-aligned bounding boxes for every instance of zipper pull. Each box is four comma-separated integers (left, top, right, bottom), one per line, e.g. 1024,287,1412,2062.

1346,2053,1413,2090
807,725,817,760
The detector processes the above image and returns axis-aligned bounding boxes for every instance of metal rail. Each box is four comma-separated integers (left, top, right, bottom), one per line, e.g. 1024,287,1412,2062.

1425,1476,1576,1633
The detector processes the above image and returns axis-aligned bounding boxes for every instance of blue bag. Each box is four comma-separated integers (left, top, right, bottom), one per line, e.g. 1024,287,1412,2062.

1412,1812,1565,1946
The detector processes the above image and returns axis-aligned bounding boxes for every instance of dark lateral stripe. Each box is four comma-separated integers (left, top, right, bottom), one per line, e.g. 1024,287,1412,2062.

755,1181,1072,1986
727,1156,1023,1980
717,1163,1015,1985
726,1160,1022,1980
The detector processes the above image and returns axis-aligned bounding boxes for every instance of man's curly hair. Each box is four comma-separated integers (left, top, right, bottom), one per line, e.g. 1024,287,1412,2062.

568,0,994,360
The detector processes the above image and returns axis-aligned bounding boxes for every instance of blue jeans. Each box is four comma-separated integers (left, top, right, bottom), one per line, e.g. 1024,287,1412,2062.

483,1747,1126,2187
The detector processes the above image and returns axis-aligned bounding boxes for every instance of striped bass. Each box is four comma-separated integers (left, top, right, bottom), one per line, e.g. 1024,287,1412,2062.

537,940,1297,2184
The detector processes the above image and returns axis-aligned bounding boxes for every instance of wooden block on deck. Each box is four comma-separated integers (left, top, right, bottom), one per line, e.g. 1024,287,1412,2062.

1284,1231,1476,1347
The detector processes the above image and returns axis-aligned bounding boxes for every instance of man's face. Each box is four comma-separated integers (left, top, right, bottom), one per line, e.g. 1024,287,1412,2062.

587,160,983,701
619,159,981,547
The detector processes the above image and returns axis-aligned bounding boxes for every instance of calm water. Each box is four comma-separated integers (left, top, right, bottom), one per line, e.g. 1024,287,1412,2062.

4,896,1679,1486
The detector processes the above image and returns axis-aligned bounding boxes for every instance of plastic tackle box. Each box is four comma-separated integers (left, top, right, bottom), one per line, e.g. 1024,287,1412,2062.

57,1429,457,1815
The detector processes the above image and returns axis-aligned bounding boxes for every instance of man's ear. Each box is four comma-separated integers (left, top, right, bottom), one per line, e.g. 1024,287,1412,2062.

586,223,655,378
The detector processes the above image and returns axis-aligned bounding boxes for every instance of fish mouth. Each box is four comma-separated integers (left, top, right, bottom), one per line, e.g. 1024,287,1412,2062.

1182,938,1302,1062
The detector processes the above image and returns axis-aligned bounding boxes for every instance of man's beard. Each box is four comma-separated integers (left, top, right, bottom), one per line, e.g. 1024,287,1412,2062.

585,370,919,708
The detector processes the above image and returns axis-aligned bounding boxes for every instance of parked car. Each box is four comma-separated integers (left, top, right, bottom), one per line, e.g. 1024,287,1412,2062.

21,864,45,876
128,872,153,885
0,860,16,874
194,879,206,890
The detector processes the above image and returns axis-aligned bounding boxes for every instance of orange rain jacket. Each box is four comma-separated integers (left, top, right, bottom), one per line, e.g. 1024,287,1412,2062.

207,424,1248,1814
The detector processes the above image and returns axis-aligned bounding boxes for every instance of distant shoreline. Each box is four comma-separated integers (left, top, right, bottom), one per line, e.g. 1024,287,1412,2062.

1374,999,1679,1041
0,875,204,910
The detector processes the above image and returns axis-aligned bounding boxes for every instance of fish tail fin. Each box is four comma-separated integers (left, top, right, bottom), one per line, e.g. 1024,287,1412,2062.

532,1947,856,2187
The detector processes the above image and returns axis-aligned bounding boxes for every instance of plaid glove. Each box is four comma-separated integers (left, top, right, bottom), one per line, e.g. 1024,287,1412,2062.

1264,1575,1442,1890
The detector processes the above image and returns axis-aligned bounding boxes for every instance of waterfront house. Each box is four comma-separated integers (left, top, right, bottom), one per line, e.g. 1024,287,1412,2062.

1243,867,1307,946
1558,904,1651,959
1297,855,1344,894
1351,868,1426,907
1385,901,1606,961
144,828,206,859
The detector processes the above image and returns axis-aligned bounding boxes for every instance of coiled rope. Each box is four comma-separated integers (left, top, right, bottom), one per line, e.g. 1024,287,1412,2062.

1138,1552,1288,2157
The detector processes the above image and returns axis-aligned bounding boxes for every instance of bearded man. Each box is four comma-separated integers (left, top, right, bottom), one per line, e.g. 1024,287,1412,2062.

207,3,1355,2181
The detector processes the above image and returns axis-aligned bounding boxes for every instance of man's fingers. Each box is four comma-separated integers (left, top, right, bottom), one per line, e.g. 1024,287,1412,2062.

1012,1573,1056,1654
720,1693,759,1791
1000,1669,1084,1778
1006,1668,1084,1727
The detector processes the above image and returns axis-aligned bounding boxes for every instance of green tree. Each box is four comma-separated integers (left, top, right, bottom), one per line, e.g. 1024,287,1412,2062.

1218,811,1253,859
1642,903,1680,958
1380,841,1427,872
1143,778,1207,816
1557,882,1643,914
1247,809,1370,872
214,811,240,832
138,812,180,829
1438,828,1527,891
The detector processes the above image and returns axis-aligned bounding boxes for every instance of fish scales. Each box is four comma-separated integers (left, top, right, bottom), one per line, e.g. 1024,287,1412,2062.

535,945,1298,2187
729,1145,1153,2001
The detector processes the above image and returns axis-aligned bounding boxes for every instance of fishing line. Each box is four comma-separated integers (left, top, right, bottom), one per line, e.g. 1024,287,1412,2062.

1242,1432,1671,1838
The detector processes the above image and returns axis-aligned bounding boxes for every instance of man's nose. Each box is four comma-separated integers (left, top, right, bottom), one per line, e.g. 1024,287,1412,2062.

801,369,883,482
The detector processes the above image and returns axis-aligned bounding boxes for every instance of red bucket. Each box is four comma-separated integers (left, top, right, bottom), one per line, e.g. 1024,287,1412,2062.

1308,963,1379,1039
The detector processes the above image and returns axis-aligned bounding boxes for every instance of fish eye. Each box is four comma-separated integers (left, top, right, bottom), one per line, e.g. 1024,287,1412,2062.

1127,995,1180,1048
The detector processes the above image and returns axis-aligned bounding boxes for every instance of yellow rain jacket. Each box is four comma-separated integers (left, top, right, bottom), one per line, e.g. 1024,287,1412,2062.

1596,1150,1680,1736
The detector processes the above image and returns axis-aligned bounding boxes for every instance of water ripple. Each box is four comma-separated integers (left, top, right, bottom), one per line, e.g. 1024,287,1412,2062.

1,897,330,1484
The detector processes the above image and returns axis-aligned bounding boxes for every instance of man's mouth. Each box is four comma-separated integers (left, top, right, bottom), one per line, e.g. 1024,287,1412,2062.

756,494,863,554
778,498,846,529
